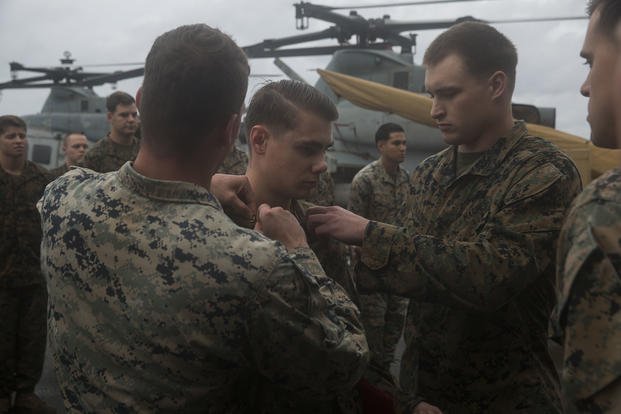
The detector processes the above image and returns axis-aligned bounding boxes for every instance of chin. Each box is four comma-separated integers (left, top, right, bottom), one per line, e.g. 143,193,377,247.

591,133,620,149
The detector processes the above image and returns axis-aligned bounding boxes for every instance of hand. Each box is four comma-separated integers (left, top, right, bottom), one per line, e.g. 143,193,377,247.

255,204,308,251
413,402,443,414
211,174,257,226
306,206,369,246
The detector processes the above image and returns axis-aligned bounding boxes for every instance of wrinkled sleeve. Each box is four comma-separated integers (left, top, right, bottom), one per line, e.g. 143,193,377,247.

552,204,621,413
248,247,369,400
349,174,370,218
357,161,582,312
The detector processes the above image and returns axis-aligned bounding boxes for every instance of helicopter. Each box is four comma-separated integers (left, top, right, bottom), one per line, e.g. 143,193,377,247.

0,0,587,177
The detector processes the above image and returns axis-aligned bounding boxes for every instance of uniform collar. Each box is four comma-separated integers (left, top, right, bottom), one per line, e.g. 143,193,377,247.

432,121,529,187
116,162,221,208
374,160,408,185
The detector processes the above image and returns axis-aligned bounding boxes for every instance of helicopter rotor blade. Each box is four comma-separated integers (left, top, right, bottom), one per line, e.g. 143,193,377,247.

80,62,145,68
79,68,145,87
331,0,503,10
487,16,588,24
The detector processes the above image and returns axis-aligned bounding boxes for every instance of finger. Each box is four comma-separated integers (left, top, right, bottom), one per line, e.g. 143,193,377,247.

256,203,272,221
306,205,331,216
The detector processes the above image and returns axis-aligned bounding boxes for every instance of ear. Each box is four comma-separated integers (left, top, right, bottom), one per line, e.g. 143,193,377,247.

376,139,386,152
106,111,113,122
135,86,143,108
249,125,270,156
488,71,508,101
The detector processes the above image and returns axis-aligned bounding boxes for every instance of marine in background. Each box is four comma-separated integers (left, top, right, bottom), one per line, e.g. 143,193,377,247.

80,91,139,172
348,122,409,388
49,132,88,177
549,0,621,412
0,115,54,414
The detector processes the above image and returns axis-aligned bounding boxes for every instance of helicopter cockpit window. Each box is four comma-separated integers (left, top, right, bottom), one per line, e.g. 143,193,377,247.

31,144,52,165
393,71,409,90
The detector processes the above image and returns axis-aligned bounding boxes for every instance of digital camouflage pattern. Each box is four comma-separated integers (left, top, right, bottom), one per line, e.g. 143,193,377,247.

0,161,52,397
216,145,248,175
349,160,409,376
80,135,140,173
292,199,359,307
550,167,621,414
305,170,335,206
38,163,368,413
356,122,582,413
0,161,52,288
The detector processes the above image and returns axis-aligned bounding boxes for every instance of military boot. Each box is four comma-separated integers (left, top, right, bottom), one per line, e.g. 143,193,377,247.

13,392,56,414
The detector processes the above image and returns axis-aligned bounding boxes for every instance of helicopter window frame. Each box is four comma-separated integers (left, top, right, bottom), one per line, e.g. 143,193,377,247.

31,144,53,165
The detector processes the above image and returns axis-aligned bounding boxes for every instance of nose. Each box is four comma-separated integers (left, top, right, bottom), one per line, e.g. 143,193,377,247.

580,72,591,98
430,98,445,120
312,156,328,174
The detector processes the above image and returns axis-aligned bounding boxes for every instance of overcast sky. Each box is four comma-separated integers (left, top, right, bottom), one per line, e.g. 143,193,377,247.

0,0,591,138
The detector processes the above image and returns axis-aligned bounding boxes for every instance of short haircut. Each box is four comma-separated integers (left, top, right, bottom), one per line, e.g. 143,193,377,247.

140,24,249,155
245,80,338,138
63,132,86,146
588,0,621,40
424,22,518,92
375,123,405,144
0,115,26,135
106,91,135,113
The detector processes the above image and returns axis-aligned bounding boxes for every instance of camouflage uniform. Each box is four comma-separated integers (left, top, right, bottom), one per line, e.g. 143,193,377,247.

38,162,368,413
80,134,139,173
550,168,621,414
292,199,359,307
0,161,52,397
306,170,336,206
216,146,248,175
49,163,69,178
356,122,582,413
349,160,409,378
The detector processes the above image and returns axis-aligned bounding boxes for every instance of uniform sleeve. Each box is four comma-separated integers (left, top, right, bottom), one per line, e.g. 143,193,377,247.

356,161,582,312
248,247,369,400
552,203,621,413
349,174,371,218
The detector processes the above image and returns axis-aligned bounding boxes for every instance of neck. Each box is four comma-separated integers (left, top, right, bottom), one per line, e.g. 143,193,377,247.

459,111,515,153
0,154,25,175
109,131,133,146
380,157,400,175
246,167,291,209
133,146,214,190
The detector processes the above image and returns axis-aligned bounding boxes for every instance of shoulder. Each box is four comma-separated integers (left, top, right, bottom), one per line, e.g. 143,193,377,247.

562,169,621,250
511,134,579,178
85,137,109,153
413,147,451,175
502,135,581,204
352,161,379,183
24,161,54,183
